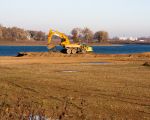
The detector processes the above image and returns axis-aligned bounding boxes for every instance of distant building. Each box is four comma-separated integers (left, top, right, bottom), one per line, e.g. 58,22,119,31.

119,37,138,41
119,37,128,40
128,37,138,41
138,40,145,42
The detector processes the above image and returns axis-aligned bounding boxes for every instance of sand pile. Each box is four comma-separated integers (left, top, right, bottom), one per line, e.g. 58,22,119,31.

17,52,95,57
17,52,150,58
129,52,150,58
143,61,150,66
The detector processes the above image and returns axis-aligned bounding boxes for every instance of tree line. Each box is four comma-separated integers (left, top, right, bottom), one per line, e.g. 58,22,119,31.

0,25,109,43
71,27,108,43
0,25,46,41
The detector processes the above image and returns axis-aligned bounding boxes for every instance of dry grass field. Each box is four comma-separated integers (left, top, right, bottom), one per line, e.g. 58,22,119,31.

0,53,150,120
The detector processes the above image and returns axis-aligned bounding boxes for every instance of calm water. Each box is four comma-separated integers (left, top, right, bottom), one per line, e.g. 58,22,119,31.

0,44,150,56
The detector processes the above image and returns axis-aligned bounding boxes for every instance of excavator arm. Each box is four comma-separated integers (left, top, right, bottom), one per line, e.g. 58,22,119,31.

47,29,93,54
48,29,70,47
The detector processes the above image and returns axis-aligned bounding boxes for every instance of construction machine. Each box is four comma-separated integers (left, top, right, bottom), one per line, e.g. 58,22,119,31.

47,29,93,54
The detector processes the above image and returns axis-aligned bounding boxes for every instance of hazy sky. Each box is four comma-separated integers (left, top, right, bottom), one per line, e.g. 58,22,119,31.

0,0,150,37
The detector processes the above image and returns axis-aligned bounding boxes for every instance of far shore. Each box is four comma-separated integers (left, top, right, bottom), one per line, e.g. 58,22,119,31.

0,40,150,46
0,40,48,46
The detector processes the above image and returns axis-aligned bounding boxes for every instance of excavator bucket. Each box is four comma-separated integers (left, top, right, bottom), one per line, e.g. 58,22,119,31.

47,44,57,52
86,46,93,52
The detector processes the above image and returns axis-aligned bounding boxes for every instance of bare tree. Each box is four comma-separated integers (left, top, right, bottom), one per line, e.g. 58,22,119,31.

28,30,46,41
0,27,3,40
82,28,93,43
71,28,82,43
11,27,28,41
2,27,12,40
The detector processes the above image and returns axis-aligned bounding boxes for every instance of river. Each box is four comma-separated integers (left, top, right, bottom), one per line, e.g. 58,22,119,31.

0,44,150,56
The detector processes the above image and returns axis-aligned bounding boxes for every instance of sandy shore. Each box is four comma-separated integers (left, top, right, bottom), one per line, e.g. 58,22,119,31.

0,53,150,119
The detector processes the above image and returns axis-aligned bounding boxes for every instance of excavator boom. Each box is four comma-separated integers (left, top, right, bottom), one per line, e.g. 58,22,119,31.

48,29,70,47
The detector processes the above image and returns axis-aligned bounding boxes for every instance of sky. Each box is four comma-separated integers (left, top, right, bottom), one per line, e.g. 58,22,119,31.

0,0,150,37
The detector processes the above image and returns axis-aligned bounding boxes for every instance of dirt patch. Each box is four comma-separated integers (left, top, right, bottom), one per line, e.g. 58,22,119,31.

1,52,150,119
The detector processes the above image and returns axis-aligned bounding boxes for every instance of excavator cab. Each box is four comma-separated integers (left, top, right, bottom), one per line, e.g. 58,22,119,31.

61,38,65,42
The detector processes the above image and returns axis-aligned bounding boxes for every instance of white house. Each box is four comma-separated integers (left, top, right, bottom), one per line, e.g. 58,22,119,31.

119,37,128,40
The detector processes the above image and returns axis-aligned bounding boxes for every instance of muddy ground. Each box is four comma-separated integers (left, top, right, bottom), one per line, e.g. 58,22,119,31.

0,52,150,120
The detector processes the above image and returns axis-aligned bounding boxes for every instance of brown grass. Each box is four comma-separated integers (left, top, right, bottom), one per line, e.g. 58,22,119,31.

0,53,150,120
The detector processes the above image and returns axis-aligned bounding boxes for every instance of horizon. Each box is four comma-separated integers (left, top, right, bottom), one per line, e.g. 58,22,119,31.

0,0,150,38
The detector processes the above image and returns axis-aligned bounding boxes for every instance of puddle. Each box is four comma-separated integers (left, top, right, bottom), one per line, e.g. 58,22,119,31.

28,115,56,120
61,70,78,73
80,62,111,65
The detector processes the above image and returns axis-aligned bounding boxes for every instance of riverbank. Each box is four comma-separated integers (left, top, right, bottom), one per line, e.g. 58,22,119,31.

0,53,150,119
0,40,47,46
1,40,150,46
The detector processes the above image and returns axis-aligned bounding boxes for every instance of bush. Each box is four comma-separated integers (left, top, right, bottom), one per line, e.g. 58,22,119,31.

94,31,109,43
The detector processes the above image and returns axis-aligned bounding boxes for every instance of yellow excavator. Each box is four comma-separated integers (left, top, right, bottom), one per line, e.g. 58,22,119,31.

47,29,93,54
